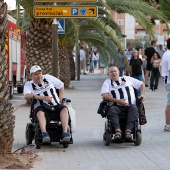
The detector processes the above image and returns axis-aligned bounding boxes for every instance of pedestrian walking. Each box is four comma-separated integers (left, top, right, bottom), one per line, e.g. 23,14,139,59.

149,52,161,91
117,49,125,77
130,50,143,95
80,47,87,75
144,40,157,87
160,38,170,131
125,45,133,76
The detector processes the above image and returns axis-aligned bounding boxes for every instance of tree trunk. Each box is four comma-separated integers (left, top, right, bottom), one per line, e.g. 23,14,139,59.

0,1,15,156
68,48,76,80
25,22,53,79
26,22,71,87
58,44,70,87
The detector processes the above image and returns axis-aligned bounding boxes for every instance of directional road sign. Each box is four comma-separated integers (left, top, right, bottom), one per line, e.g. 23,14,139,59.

34,6,98,18
34,0,97,2
57,19,65,34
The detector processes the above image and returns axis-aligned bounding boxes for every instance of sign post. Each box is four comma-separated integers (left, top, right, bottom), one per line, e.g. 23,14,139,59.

34,6,98,18
52,3,59,78
33,2,98,80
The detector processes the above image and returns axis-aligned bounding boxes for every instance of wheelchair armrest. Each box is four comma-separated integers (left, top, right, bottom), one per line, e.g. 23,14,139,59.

62,98,71,103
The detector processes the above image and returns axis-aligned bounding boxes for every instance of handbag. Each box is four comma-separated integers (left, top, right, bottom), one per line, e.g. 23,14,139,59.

97,100,108,118
138,102,147,125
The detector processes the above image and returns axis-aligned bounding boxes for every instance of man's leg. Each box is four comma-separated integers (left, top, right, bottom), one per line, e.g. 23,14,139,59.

60,107,70,142
150,70,154,90
126,105,139,131
83,59,86,74
154,68,160,90
60,107,69,132
165,105,170,125
36,110,50,143
107,105,122,140
107,105,121,129
37,110,47,132
145,70,150,86
165,92,170,131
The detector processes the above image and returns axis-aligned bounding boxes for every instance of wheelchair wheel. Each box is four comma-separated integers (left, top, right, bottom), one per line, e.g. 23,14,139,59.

35,134,41,149
25,123,34,145
134,131,142,146
63,144,69,148
103,131,111,146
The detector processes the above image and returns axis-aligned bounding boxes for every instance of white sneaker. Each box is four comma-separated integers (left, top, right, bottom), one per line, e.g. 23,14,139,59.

149,89,152,92
164,125,170,132
155,89,158,92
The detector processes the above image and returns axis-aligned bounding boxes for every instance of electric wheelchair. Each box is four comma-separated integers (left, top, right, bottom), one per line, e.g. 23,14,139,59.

98,98,145,146
25,98,73,149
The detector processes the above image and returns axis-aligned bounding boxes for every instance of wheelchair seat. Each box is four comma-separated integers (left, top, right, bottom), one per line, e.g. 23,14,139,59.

25,98,73,149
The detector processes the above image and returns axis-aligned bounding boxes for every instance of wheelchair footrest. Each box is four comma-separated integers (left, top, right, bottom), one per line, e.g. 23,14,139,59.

59,140,73,145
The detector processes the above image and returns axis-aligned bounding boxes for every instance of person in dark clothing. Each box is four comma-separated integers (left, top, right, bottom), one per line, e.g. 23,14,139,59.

117,49,125,77
149,52,161,91
130,50,143,95
144,40,156,87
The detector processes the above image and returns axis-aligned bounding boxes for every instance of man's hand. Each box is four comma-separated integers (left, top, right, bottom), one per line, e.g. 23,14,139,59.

43,96,53,103
138,94,145,101
119,99,129,106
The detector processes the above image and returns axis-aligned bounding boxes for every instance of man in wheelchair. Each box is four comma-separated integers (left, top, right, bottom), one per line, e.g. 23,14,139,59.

101,66,145,141
24,65,70,144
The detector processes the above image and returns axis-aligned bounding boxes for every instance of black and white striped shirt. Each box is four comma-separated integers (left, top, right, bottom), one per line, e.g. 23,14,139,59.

101,76,142,105
24,74,63,108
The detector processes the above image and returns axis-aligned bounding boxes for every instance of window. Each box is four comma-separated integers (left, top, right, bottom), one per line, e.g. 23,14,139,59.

154,30,159,35
135,29,146,35
155,20,160,25
163,29,167,36
118,19,124,25
135,20,139,25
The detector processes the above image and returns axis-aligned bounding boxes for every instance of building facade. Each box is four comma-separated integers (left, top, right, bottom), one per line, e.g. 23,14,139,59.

113,13,170,48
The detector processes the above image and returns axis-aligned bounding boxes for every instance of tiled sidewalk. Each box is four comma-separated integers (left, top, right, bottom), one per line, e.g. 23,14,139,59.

12,74,170,170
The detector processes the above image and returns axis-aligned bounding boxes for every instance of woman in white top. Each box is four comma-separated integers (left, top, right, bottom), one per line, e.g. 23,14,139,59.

150,52,162,91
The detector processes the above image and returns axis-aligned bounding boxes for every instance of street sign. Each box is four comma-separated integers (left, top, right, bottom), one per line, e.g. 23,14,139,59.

34,0,97,2
34,6,98,18
57,19,65,34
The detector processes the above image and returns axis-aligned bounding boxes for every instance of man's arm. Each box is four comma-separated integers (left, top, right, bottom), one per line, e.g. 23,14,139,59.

24,93,52,103
59,85,64,103
139,82,145,99
102,93,129,106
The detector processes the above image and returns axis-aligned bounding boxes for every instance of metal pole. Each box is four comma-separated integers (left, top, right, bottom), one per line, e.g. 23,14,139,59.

52,2,58,78
76,40,80,80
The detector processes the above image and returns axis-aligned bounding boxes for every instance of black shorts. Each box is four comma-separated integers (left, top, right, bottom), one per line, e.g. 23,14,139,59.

35,104,66,120
146,62,152,71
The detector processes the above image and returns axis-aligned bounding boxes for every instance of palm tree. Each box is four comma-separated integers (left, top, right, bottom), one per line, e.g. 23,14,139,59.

0,0,15,156
159,0,170,22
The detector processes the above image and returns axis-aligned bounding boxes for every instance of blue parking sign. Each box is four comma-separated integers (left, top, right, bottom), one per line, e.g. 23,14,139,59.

71,8,78,15
57,19,65,34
